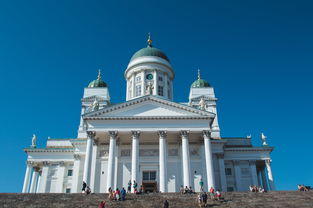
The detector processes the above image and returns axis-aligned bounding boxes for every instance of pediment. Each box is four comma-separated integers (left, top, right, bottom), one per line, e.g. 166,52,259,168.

83,96,215,119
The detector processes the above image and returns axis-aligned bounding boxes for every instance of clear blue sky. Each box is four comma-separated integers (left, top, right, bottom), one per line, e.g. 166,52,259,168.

0,0,312,192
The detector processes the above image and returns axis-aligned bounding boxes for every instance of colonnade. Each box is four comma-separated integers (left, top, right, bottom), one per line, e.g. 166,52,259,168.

82,130,216,193
22,131,276,193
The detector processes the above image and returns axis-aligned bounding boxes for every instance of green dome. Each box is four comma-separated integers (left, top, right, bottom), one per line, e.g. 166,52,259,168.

191,79,211,88
130,45,170,62
88,70,107,88
88,79,107,88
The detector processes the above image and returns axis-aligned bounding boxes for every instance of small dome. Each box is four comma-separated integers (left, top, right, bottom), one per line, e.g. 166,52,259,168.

191,69,211,88
191,79,210,88
88,70,107,88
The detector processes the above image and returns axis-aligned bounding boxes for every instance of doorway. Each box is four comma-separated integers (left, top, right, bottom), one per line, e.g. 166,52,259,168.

142,171,157,193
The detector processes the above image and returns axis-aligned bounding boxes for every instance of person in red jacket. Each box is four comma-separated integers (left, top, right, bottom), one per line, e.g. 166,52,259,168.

99,201,105,208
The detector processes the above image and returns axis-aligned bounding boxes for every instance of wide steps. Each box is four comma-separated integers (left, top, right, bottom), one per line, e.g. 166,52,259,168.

1,191,313,208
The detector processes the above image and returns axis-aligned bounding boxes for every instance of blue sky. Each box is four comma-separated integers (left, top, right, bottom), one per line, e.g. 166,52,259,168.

0,0,312,192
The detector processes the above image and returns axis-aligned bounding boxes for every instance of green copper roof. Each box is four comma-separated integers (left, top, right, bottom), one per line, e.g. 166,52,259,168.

191,79,211,88
88,70,107,88
88,79,107,88
191,70,211,88
130,45,170,62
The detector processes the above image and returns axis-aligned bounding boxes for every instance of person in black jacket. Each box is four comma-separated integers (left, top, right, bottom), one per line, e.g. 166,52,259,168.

163,200,169,208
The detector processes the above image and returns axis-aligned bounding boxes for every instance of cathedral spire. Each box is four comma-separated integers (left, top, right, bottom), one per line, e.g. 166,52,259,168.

147,32,153,47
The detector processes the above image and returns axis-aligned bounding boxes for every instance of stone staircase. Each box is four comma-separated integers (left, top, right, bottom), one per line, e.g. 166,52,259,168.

1,191,313,208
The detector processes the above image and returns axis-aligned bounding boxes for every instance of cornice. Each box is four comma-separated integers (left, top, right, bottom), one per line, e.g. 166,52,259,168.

84,116,212,120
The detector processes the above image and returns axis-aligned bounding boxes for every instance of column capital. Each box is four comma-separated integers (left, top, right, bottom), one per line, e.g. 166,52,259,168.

180,130,189,137
203,130,211,138
33,167,40,172
109,131,118,137
265,159,272,164
158,130,167,138
131,130,141,138
87,131,96,138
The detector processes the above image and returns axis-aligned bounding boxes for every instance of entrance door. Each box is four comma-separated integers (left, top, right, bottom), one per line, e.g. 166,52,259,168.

142,171,157,193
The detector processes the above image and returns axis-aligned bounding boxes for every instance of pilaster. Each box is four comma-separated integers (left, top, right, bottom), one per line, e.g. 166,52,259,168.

216,153,227,192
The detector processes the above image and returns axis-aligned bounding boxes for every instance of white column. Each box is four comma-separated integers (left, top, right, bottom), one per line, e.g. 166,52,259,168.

38,162,49,193
234,161,242,191
158,130,168,192
22,162,32,193
265,160,276,190
29,167,40,193
72,154,81,193
114,142,119,190
261,168,268,191
83,131,95,186
249,160,258,186
181,130,191,188
107,131,117,191
131,130,140,192
203,130,215,190
90,139,98,192
36,171,42,193
56,162,66,193
216,153,227,192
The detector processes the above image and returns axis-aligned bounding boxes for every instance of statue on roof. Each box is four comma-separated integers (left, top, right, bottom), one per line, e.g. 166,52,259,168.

92,98,99,111
31,134,36,148
146,82,154,95
261,132,268,146
199,97,206,110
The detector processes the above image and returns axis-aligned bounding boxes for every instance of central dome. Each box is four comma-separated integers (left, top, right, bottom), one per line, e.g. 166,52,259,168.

130,34,169,62
130,45,169,62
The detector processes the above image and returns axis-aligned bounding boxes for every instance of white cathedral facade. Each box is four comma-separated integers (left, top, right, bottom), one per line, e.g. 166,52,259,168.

22,36,275,194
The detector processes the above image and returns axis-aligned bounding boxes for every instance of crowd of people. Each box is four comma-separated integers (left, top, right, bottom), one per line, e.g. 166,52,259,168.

82,180,226,208
298,184,310,191
197,187,223,207
180,185,194,194
249,185,265,193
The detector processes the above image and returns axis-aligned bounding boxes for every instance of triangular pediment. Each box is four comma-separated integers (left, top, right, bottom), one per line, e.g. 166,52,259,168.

83,96,215,118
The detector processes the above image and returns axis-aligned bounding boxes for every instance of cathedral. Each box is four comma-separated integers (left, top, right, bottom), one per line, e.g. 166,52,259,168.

22,35,275,193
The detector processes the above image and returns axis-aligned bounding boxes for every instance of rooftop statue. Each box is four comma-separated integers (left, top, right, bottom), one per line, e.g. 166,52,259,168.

31,134,36,148
92,98,99,111
261,132,268,146
199,97,206,111
146,83,154,95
